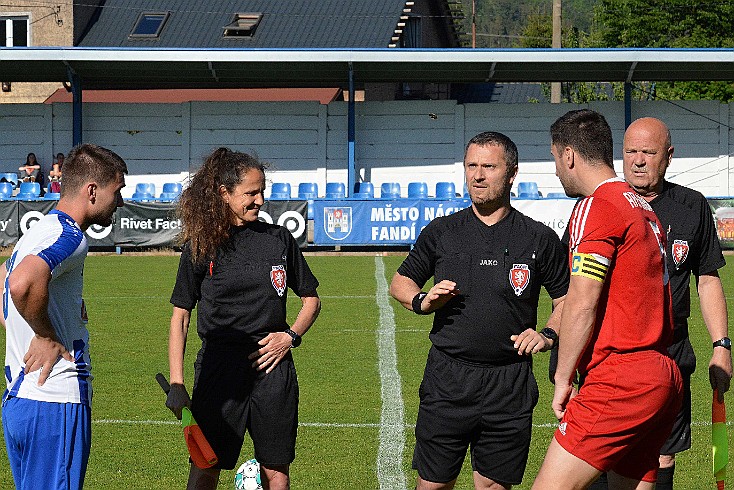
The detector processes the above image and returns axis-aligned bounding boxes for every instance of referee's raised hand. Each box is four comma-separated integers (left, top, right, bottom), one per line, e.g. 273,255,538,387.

422,280,460,313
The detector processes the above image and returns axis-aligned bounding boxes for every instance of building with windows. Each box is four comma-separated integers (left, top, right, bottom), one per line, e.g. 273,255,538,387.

0,2,104,102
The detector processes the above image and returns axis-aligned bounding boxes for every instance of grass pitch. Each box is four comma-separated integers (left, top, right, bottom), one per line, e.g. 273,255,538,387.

0,254,729,489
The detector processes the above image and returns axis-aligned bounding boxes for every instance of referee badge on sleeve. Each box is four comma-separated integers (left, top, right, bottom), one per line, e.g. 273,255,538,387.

509,264,530,296
271,265,287,297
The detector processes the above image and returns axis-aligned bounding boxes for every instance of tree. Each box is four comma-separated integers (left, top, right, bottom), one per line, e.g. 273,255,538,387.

518,13,615,103
592,0,734,101
460,0,598,48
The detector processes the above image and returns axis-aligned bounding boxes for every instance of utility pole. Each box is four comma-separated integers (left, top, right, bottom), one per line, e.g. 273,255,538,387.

472,0,476,48
551,0,562,103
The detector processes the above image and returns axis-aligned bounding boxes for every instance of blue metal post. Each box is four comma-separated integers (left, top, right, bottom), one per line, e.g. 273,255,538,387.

348,62,355,197
68,67,82,146
624,82,632,129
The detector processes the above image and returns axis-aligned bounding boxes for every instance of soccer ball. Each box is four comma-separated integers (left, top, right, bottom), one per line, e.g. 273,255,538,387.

234,458,262,490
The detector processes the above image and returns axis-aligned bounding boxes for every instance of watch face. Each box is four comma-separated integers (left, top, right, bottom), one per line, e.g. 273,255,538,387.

715,337,731,349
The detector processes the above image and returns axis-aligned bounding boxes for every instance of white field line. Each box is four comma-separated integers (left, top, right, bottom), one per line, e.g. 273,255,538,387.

374,256,407,490
94,295,375,300
92,419,732,429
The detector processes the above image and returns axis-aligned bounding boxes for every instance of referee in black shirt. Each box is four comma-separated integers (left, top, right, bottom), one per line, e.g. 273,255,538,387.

390,132,569,490
167,148,320,490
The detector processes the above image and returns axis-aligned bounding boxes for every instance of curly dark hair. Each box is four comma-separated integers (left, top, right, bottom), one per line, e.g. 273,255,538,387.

177,147,266,262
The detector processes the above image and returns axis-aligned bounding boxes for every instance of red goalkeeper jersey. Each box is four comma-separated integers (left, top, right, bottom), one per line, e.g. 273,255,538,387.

568,178,673,376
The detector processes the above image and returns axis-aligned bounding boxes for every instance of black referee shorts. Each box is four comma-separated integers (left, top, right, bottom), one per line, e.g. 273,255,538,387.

413,347,538,485
191,344,299,469
660,336,696,455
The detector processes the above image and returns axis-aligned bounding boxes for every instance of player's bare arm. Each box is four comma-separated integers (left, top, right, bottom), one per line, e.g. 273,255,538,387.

511,296,565,355
697,272,732,400
0,261,6,329
167,306,191,420
553,277,602,420
389,272,458,314
8,254,73,385
250,293,320,374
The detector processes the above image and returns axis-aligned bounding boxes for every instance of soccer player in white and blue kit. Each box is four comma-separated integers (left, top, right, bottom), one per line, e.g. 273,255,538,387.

1,144,127,490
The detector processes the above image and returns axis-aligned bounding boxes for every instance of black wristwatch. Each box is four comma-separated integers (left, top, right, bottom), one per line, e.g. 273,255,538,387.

412,292,429,315
540,327,558,347
284,328,302,348
713,337,732,350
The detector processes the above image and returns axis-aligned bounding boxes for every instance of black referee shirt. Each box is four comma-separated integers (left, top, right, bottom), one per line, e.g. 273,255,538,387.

171,220,319,346
649,181,726,330
397,207,569,365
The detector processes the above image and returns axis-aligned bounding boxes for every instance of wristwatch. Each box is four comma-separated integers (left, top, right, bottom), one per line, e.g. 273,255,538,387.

713,337,732,350
412,292,429,315
540,327,558,347
284,328,302,348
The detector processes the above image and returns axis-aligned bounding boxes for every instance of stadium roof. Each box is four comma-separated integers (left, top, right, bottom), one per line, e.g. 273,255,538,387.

2,48,734,89
76,0,416,48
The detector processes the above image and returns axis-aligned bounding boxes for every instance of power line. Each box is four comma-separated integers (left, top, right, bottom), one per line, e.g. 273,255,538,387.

631,83,734,130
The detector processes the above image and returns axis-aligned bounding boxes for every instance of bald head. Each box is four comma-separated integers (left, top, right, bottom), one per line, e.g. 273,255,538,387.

623,117,673,199
626,117,671,148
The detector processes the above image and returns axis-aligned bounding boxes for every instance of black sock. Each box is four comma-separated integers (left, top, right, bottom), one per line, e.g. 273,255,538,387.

657,464,674,490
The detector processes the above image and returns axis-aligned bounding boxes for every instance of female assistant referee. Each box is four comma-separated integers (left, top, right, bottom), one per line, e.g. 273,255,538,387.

165,147,320,490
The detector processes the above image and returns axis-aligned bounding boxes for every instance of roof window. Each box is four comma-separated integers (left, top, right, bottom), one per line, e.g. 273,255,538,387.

129,12,169,39
223,13,262,38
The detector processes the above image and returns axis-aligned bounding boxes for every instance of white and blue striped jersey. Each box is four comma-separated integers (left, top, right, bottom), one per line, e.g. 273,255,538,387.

3,210,91,405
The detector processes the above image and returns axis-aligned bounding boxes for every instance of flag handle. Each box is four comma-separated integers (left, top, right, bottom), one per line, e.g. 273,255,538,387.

713,389,727,490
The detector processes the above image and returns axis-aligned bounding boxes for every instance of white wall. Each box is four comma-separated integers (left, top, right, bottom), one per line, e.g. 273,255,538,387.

1,99,732,198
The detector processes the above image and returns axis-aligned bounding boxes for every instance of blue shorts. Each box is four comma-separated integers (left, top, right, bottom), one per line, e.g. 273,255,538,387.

2,397,91,490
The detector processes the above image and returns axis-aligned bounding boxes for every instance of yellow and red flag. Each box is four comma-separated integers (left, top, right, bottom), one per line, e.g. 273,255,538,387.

713,390,727,490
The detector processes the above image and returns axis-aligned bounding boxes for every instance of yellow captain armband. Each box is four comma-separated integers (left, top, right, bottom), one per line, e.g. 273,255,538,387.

571,253,609,282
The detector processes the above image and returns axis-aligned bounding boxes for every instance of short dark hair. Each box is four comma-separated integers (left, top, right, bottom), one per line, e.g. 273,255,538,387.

550,109,613,167
60,144,128,197
465,131,519,169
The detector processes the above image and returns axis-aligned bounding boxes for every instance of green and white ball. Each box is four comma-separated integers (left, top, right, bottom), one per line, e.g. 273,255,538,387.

234,458,262,490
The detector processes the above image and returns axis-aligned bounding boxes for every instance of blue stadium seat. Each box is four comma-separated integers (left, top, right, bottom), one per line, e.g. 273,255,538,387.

131,183,156,202
325,182,346,199
546,192,569,199
159,182,183,202
408,182,428,199
15,181,41,200
352,182,374,199
298,182,318,199
0,173,18,187
269,182,291,199
0,182,13,200
43,192,61,200
380,182,401,199
517,182,541,199
435,182,456,199
297,183,318,220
